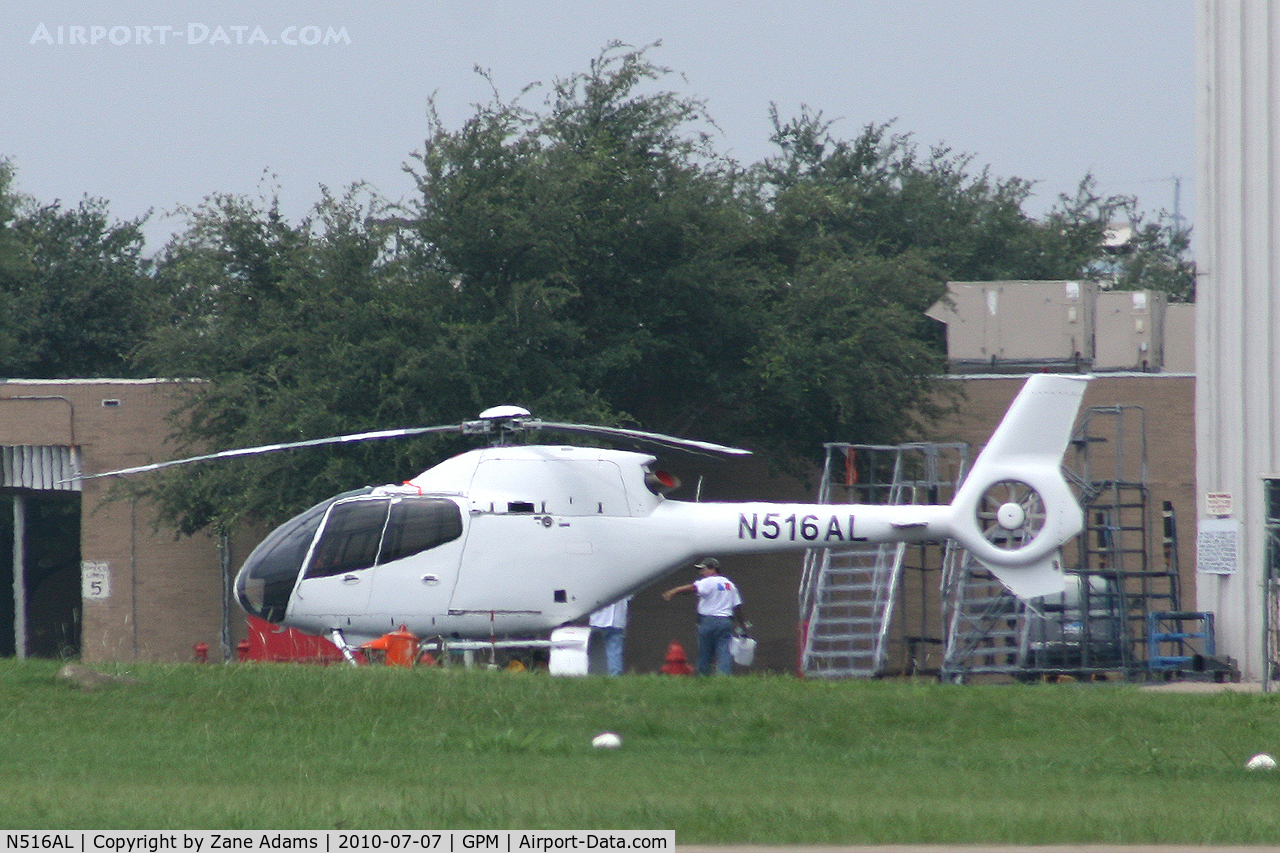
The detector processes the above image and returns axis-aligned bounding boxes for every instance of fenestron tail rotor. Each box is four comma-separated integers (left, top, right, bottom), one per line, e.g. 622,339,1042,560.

976,479,1046,551
945,374,1089,600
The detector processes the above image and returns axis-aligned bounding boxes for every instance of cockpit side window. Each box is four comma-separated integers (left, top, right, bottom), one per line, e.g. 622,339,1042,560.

237,496,337,621
379,498,464,564
303,497,464,579
306,499,389,578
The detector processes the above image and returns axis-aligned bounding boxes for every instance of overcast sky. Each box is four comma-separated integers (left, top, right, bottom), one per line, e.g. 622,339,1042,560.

2,1,1195,252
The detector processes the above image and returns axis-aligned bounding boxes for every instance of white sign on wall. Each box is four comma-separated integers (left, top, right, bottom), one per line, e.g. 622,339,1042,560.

1197,518,1240,575
81,561,110,600
1205,491,1234,516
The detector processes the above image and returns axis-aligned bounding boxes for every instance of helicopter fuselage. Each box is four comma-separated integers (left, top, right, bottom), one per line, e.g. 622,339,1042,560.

233,374,1089,647
235,443,951,645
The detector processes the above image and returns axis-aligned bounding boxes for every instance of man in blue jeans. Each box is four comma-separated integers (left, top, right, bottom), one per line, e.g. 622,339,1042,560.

662,558,748,675
588,597,629,675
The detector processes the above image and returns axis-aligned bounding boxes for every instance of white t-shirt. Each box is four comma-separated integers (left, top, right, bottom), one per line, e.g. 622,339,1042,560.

589,598,629,629
692,575,742,617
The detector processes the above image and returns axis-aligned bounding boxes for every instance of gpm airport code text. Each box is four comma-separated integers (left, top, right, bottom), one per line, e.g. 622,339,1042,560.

2,833,673,853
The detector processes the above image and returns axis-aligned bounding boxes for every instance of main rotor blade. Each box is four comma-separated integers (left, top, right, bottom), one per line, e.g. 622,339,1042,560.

530,421,752,458
71,424,462,482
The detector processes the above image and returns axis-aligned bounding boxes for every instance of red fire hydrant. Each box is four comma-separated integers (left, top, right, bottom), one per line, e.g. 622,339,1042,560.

384,625,419,668
659,641,693,675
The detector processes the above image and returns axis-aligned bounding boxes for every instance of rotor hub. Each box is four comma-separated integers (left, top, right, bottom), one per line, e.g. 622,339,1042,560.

996,501,1026,531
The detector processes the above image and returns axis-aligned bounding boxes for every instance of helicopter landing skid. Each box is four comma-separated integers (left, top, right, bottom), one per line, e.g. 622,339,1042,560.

329,628,361,666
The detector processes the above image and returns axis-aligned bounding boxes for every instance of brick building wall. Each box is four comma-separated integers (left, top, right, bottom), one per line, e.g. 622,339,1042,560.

0,380,230,663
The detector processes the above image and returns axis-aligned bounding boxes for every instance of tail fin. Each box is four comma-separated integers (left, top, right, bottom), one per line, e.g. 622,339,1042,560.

948,375,1088,599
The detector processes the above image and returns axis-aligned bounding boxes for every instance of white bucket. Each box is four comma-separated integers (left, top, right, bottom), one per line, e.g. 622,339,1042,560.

730,635,757,666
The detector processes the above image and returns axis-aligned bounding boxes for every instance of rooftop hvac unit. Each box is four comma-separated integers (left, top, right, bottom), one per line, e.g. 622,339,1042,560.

926,280,1096,371
1093,290,1166,372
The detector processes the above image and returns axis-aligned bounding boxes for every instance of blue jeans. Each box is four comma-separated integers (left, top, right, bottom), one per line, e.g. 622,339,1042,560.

596,627,625,676
696,615,735,675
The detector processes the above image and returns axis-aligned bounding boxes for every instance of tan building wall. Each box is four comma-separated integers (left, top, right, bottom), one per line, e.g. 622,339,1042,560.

925,281,1096,370
928,281,1193,376
1094,290,1167,372
1164,303,1195,374
0,380,232,663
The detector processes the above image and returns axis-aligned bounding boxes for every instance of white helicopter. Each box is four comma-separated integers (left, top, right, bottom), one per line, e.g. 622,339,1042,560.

85,373,1087,659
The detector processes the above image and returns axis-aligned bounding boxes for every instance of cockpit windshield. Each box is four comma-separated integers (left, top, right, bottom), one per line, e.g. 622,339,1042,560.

235,489,371,622
236,491,464,624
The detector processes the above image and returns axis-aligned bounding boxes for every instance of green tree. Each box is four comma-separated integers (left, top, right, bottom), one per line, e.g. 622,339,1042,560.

0,162,155,378
738,111,1047,450
408,44,763,437
0,160,27,368
133,47,1193,533
10,198,155,377
135,186,462,532
136,44,776,531
738,115,1196,454
745,251,947,454
1109,215,1195,302
1043,177,1196,301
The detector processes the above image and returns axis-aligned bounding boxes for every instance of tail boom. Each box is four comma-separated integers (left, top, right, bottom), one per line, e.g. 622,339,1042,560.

642,375,1087,601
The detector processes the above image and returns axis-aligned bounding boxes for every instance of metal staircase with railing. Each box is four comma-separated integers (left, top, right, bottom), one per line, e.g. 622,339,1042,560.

940,553,1032,681
799,402,1200,682
799,442,968,678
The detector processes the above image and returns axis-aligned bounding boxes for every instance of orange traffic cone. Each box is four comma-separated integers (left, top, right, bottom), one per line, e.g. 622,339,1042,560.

659,641,693,676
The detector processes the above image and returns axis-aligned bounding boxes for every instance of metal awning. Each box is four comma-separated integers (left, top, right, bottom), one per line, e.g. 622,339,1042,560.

1,445,81,491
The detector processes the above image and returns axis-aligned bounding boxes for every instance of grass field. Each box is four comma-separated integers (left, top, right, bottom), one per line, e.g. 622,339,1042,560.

2,660,1280,843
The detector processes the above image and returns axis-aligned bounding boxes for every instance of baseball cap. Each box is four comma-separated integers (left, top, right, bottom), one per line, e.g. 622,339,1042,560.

693,557,720,571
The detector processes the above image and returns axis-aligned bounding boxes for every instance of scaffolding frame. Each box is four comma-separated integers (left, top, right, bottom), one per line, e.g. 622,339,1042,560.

802,405,1198,682
942,404,1186,682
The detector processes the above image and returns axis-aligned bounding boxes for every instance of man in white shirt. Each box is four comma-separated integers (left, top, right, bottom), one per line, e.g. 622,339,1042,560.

588,597,629,675
662,557,748,675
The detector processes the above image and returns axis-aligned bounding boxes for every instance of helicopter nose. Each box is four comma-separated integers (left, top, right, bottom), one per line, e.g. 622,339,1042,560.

235,490,369,622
